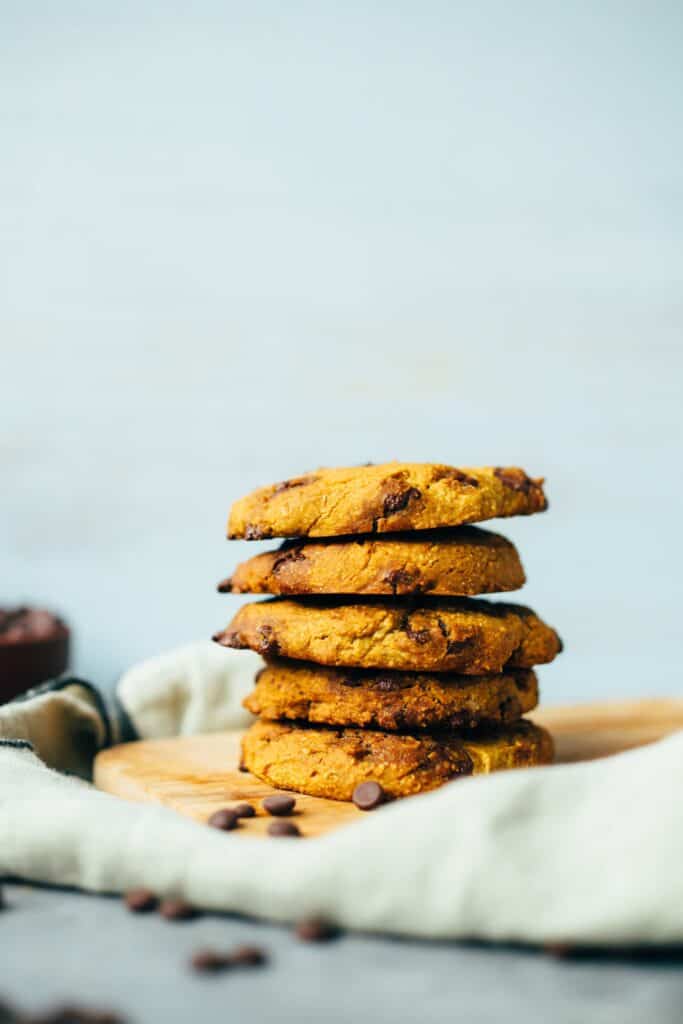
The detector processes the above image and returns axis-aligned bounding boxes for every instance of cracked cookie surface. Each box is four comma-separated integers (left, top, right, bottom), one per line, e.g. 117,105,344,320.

215,596,561,673
222,526,525,597
241,718,554,800
244,658,538,730
227,463,547,540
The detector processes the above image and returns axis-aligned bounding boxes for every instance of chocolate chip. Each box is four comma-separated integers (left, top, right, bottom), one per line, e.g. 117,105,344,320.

232,802,256,819
191,949,231,973
352,781,386,811
208,809,240,831
295,918,340,942
238,759,249,773
439,467,480,488
405,625,431,645
159,898,198,921
494,466,532,493
382,487,421,516
255,624,279,655
262,794,296,816
383,569,419,594
273,475,317,494
190,944,268,973
228,944,268,966
124,888,157,913
30,1006,126,1023
267,820,301,837
271,547,307,573
216,578,233,593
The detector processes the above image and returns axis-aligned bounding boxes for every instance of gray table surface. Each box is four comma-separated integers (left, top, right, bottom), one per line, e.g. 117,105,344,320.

3,882,683,1024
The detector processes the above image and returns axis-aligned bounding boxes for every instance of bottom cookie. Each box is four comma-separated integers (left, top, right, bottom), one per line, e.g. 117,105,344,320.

241,718,554,801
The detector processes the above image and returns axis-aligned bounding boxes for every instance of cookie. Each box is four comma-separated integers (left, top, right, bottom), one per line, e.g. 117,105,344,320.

227,463,547,539
244,658,538,730
214,596,561,674
221,526,525,597
241,718,554,801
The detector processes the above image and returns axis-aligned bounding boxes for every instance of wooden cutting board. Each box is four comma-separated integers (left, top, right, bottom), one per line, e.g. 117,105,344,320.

94,698,683,838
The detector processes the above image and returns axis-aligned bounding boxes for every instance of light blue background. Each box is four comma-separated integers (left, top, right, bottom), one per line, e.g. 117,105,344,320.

3,1,682,703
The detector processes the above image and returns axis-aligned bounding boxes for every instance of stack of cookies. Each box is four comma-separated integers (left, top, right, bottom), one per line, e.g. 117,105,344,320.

213,463,561,803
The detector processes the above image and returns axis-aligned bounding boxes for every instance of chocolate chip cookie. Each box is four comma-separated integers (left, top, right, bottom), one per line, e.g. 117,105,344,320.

241,718,554,801
228,463,547,540
221,526,525,597
244,658,538,730
214,596,561,674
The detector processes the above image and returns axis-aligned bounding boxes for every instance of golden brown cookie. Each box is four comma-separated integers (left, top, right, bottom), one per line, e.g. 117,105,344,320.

214,596,561,674
221,526,525,597
241,718,554,801
227,463,547,539
244,658,538,730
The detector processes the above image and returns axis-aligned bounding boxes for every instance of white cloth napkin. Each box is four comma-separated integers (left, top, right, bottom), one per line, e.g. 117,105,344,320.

1,643,681,946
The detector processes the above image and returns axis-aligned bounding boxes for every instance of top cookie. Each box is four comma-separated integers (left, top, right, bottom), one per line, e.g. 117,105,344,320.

228,463,547,540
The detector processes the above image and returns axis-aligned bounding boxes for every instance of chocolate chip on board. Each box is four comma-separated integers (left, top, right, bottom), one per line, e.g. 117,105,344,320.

295,917,341,942
267,820,301,838
124,888,158,913
159,898,198,921
207,808,240,831
232,802,256,819
352,780,386,811
262,794,296,817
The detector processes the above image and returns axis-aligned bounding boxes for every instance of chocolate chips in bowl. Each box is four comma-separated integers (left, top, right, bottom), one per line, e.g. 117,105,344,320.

0,607,70,704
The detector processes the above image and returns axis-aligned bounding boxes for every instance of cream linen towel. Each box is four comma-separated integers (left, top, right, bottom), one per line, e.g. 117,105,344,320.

0,642,680,945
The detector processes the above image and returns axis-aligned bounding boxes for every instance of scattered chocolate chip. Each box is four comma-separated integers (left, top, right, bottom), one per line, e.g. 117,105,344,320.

262,795,296,816
159,898,198,921
216,578,233,593
124,888,157,913
352,781,386,811
28,1006,126,1023
238,760,249,773
228,944,268,966
267,820,301,838
295,917,340,942
191,949,231,973
232,802,256,819
208,809,240,831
